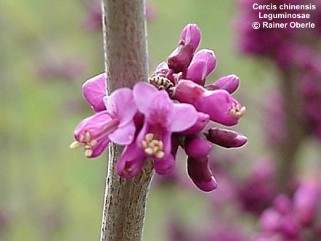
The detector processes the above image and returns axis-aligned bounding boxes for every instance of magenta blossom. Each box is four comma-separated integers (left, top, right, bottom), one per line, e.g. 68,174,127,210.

205,127,247,148
180,23,201,52
173,79,245,126
187,156,217,192
167,24,201,73
256,177,321,240
82,73,107,112
117,82,199,176
70,87,137,157
184,49,217,86
71,23,247,193
206,74,240,94
185,134,212,158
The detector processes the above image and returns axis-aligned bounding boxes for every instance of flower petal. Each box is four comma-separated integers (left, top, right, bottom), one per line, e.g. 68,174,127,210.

73,111,114,158
82,73,107,112
179,112,210,135
185,135,212,158
116,141,146,178
170,103,198,132
187,156,217,192
180,23,201,51
154,154,175,175
74,111,114,141
185,59,208,85
105,88,137,126
214,74,240,94
198,90,242,126
205,127,248,148
109,120,136,145
133,82,159,114
90,137,110,158
185,49,216,85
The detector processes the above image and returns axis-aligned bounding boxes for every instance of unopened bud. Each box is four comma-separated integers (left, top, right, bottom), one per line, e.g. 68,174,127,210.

205,127,247,148
207,74,240,94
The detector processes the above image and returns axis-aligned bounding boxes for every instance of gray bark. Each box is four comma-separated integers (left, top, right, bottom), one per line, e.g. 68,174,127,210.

100,0,154,240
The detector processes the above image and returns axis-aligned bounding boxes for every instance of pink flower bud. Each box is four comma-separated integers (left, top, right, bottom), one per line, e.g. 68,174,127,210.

173,80,245,126
167,44,194,73
273,194,292,215
207,74,240,94
260,208,281,232
205,127,247,148
180,23,201,52
172,79,204,103
280,215,300,240
187,156,217,192
185,135,212,158
294,180,320,226
185,49,217,85
72,111,118,158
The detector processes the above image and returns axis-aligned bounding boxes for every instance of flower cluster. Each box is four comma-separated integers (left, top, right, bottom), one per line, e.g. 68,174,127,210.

255,178,321,241
70,24,247,192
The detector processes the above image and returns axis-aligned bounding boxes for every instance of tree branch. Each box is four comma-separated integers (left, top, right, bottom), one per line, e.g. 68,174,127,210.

100,0,154,240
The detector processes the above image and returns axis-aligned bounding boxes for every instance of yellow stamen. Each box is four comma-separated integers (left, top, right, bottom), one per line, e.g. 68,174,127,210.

155,151,165,159
70,141,81,149
85,131,91,142
142,133,165,159
142,140,148,148
153,146,159,153
230,105,246,119
145,147,154,155
158,140,164,150
90,139,97,146
71,131,98,158
145,133,154,142
85,149,93,157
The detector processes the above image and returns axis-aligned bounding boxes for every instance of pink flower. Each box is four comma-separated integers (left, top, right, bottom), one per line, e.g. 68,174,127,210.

167,44,194,74
180,23,201,52
185,134,212,158
187,156,217,192
205,127,247,148
71,23,247,193
82,73,107,112
184,49,217,86
173,79,245,126
293,179,320,226
206,74,240,94
117,82,199,176
179,112,210,135
167,24,201,73
116,141,146,178
70,88,137,158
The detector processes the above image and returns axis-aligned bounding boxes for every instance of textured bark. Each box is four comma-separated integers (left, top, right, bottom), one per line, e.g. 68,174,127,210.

100,0,154,240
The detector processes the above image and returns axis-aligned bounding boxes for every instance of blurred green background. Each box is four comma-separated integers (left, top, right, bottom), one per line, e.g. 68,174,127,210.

0,0,272,240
